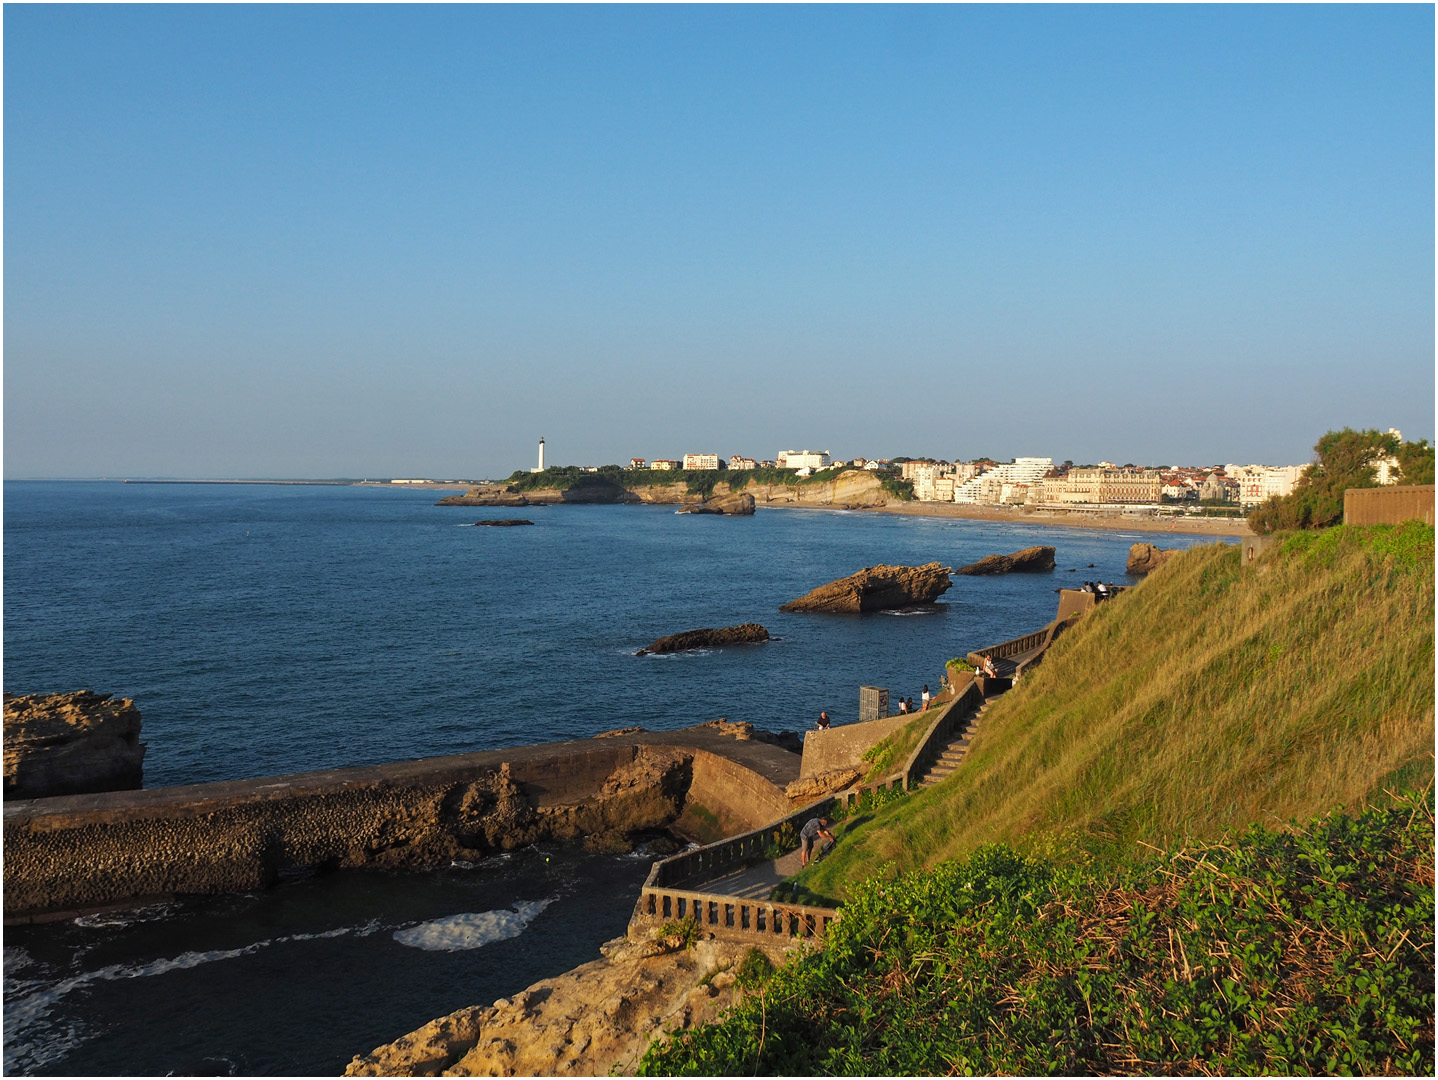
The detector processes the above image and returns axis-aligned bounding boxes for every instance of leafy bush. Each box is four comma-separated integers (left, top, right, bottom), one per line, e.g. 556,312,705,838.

640,794,1435,1076
654,915,699,950
733,947,775,990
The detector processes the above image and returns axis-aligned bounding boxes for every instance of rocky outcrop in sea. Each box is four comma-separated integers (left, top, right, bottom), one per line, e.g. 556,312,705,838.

675,491,756,515
3,690,146,800
636,624,770,656
1126,542,1178,574
954,545,1056,575
779,563,953,613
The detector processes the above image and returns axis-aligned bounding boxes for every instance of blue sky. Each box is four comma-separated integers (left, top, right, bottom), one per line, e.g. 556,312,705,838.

5,5,1433,478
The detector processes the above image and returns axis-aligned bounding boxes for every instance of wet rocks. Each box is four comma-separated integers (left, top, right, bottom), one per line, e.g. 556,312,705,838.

779,563,952,613
954,546,1056,576
636,624,770,656
4,690,146,800
471,519,533,527
1127,542,1178,575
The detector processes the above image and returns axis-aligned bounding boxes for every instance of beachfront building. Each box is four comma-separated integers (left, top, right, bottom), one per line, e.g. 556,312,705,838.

728,456,757,470
953,457,1054,504
650,459,680,471
909,462,958,501
1043,467,1161,505
1225,464,1306,508
777,449,831,470
683,453,720,470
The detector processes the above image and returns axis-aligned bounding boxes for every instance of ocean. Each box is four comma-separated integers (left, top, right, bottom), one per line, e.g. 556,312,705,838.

3,481,1224,1074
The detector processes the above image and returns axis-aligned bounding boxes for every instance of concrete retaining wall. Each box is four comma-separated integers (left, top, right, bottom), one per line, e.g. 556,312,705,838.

798,713,915,778
1344,485,1436,526
4,730,800,921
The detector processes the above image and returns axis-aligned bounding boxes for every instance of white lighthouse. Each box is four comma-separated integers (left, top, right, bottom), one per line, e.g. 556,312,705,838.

533,437,546,473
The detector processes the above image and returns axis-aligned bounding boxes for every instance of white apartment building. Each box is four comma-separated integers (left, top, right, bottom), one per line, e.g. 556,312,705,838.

1225,464,1306,508
953,457,1054,504
777,449,831,470
1374,428,1404,485
683,453,720,470
910,462,957,501
728,456,757,470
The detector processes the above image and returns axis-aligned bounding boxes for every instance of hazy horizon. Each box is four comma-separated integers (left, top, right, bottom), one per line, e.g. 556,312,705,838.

5,6,1433,479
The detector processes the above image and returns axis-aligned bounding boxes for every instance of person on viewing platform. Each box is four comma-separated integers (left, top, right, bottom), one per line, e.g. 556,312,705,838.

816,710,830,730
921,685,930,708
906,696,915,713
981,655,998,678
1096,581,1110,599
799,816,835,868
898,697,909,714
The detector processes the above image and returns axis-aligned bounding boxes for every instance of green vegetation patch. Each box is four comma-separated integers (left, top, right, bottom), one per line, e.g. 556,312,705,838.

801,527,1434,898
860,711,935,781
641,793,1435,1076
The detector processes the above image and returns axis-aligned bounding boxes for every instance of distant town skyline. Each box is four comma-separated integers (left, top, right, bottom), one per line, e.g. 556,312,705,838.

4,5,1433,479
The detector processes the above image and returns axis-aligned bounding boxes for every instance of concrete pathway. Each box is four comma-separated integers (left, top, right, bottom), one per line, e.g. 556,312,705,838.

682,850,804,900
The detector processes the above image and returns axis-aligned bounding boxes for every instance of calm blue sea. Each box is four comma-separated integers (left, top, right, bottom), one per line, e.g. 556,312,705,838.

3,481,1225,1075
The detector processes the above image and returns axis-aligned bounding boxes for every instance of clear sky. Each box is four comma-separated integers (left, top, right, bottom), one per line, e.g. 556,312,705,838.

4,5,1433,478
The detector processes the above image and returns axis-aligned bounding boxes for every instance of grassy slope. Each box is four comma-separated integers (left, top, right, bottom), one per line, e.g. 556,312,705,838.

804,523,1434,900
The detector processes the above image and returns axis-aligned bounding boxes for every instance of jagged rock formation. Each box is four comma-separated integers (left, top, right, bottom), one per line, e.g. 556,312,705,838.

437,485,531,507
4,691,146,800
675,492,757,515
471,519,533,527
636,624,770,656
779,563,952,613
954,546,1056,576
785,766,863,801
1127,542,1178,575
345,935,780,1077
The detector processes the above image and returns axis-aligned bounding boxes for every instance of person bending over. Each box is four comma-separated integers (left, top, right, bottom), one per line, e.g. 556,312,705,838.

799,816,835,868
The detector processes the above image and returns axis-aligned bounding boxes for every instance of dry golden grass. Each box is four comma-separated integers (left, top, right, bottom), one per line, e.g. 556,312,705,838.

805,523,1435,898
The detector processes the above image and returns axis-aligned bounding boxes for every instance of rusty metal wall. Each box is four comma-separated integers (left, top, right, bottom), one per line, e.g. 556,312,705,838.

1343,486,1435,526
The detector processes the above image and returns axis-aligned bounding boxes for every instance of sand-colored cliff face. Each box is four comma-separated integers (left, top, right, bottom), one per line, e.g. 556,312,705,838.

3,691,146,800
345,934,784,1077
437,470,893,510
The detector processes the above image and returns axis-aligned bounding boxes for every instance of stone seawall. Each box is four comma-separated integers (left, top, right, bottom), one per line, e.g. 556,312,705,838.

4,729,802,920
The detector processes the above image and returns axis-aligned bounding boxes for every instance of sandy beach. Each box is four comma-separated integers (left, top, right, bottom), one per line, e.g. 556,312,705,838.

863,501,1252,537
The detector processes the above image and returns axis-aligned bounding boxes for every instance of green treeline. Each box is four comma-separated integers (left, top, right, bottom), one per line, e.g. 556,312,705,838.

502,463,913,499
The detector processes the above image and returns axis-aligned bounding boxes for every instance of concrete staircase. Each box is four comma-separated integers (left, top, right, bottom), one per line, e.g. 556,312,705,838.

916,697,993,787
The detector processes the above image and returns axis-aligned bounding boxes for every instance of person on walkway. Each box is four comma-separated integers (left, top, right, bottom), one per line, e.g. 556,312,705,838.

921,685,930,709
898,697,909,714
816,710,830,730
906,696,915,713
799,816,835,868
981,654,998,678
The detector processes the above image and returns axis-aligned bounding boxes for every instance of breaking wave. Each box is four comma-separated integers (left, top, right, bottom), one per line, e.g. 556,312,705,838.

392,898,556,952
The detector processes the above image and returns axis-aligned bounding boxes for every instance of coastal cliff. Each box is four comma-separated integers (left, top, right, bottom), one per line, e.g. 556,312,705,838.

346,934,781,1077
4,691,146,800
437,468,892,510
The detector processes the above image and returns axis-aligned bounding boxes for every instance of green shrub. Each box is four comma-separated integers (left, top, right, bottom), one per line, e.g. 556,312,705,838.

640,794,1435,1076
734,948,775,990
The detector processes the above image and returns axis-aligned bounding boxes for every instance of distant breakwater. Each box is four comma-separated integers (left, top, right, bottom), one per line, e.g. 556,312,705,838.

3,728,800,921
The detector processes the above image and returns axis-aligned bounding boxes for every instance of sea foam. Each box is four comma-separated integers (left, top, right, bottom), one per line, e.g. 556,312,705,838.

392,898,556,952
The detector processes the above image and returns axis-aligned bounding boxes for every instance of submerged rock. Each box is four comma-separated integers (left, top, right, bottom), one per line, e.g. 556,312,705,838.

780,563,952,613
1127,542,1178,575
3,690,146,800
954,545,1056,576
472,519,534,527
636,624,770,656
